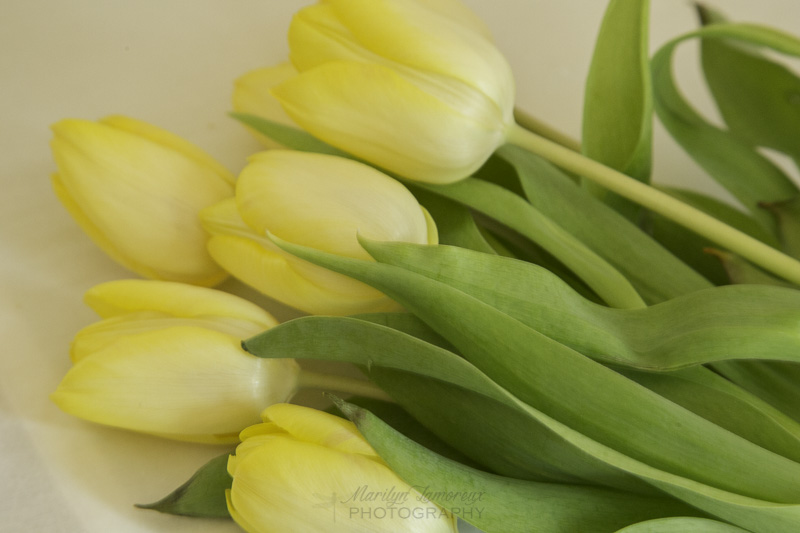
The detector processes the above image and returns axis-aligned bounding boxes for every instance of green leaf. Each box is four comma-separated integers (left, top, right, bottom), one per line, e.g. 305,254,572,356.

361,240,800,372
247,315,648,489
136,453,231,518
582,0,653,220
714,360,800,425
264,237,800,509
327,395,476,467
614,517,750,532
337,399,700,533
699,5,800,162
499,144,712,302
618,365,800,464
246,310,800,531
413,177,645,308
358,241,800,462
652,23,800,234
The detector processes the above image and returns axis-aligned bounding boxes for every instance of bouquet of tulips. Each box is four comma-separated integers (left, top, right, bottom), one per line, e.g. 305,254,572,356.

49,0,800,532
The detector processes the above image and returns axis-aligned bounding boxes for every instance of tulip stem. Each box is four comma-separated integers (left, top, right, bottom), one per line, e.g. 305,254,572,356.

506,124,800,286
298,371,393,402
513,107,581,153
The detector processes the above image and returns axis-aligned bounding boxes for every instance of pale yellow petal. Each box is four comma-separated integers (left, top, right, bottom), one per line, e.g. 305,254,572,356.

51,327,298,441
205,232,400,316
288,3,502,129
51,173,161,279
100,115,235,185
70,312,270,363
236,151,430,259
83,279,277,328
289,3,383,72
272,62,505,184
261,403,378,457
327,0,514,116
50,119,232,285
228,436,456,533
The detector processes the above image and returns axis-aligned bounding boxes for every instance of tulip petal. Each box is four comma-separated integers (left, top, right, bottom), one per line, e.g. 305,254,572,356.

52,327,298,442
272,62,505,184
206,233,399,316
70,312,269,363
289,3,384,72
262,403,378,457
288,4,501,128
236,151,430,258
100,115,235,185
326,0,514,116
51,172,159,278
233,63,298,148
228,436,454,533
202,199,400,315
50,119,233,285
83,279,277,328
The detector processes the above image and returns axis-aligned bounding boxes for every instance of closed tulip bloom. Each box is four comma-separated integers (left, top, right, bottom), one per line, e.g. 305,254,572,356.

227,404,458,533
50,115,234,286
201,150,438,315
270,0,515,184
51,280,299,443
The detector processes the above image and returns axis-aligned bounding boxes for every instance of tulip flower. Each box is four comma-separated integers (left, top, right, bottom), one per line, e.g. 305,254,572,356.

201,150,438,315
50,115,234,286
226,404,458,533
270,0,515,184
51,280,299,443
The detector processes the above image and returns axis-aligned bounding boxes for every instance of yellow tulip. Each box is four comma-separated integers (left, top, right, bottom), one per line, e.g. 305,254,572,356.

270,0,515,184
201,150,438,315
51,280,299,443
50,115,234,286
233,62,299,148
227,404,458,533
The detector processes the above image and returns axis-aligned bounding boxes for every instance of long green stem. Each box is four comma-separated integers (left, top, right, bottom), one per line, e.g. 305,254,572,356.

298,370,393,402
507,124,800,285
513,107,582,152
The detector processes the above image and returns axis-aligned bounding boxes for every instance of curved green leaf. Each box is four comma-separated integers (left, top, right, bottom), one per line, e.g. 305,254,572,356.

414,177,645,308
652,23,800,234
246,316,650,491
265,237,800,508
136,453,231,518
582,0,652,220
338,400,700,533
499,144,711,302
362,240,800,372
699,5,800,162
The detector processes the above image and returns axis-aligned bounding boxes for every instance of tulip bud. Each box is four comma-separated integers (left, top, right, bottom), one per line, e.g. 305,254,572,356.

233,62,299,148
271,0,515,184
226,404,458,533
50,115,234,286
51,280,299,443
201,150,438,315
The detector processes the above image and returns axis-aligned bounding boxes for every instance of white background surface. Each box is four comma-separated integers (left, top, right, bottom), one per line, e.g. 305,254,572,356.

2,1,798,532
